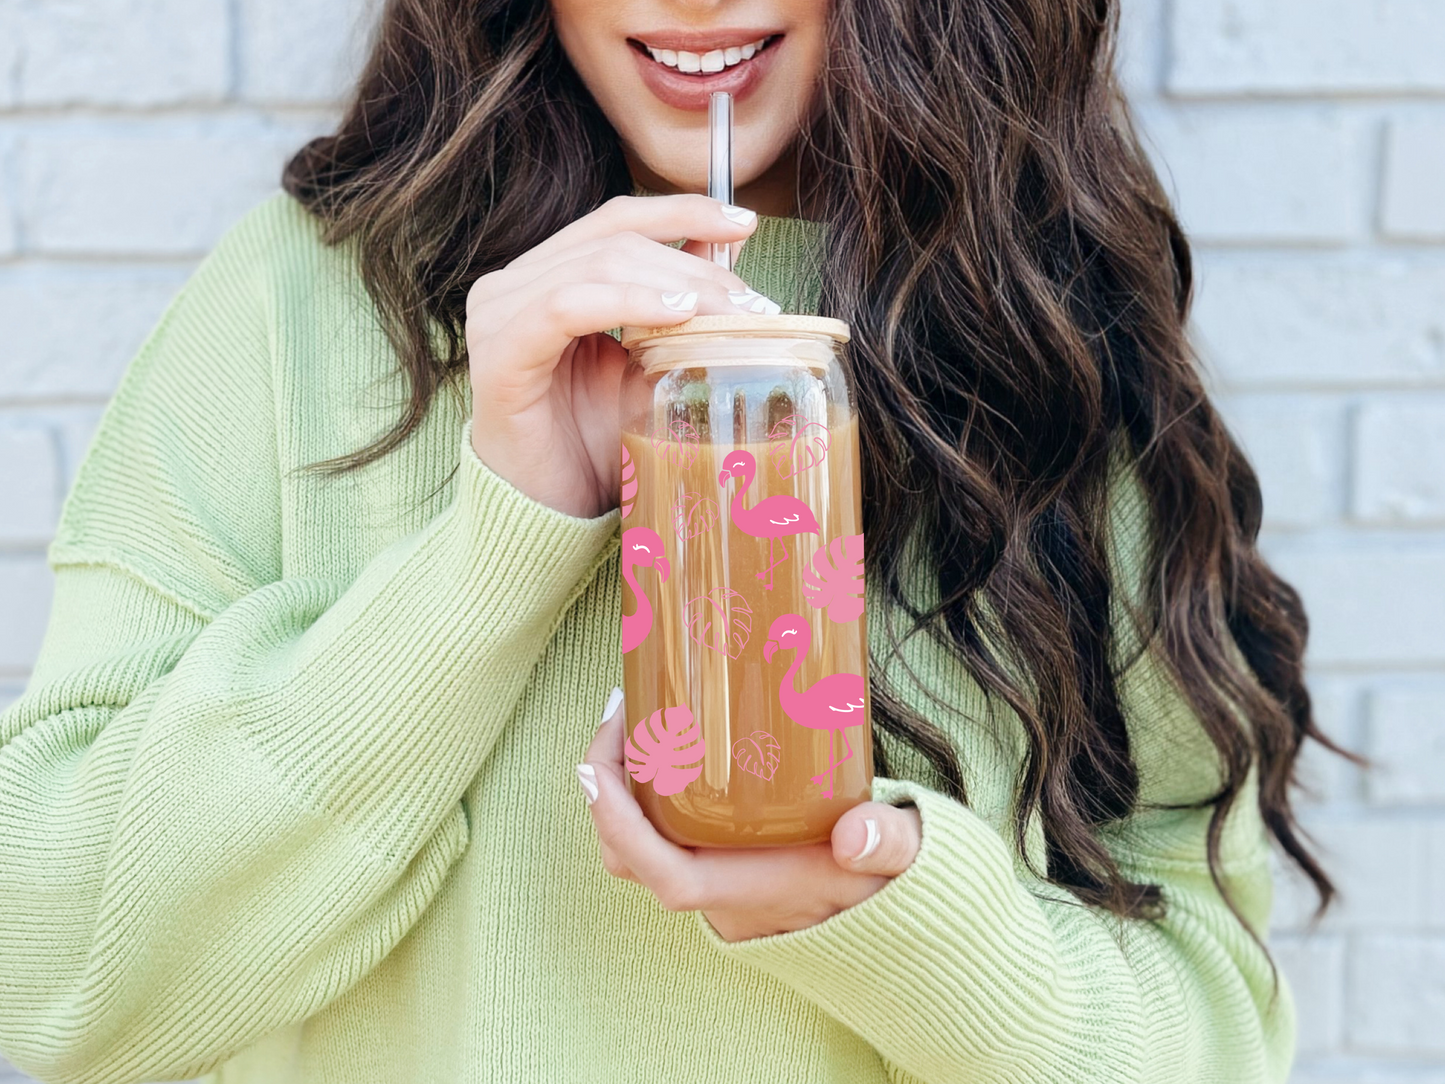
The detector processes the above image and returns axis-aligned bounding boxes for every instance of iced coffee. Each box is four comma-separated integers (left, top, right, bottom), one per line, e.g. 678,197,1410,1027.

617,315,872,847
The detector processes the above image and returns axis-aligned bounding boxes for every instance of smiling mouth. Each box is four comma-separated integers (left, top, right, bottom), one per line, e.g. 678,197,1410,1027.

627,34,782,76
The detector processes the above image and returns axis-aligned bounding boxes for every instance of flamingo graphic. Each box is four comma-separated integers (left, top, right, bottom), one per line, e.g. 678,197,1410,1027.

621,527,670,653
717,450,821,590
762,612,866,799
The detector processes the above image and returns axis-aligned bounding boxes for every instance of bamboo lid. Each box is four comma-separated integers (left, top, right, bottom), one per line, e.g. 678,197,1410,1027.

619,314,850,350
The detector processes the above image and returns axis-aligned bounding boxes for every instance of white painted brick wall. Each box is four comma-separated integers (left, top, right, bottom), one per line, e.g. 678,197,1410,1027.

0,423,59,544
0,135,17,257
18,116,329,255
1153,3,1445,1079
238,0,373,103
1137,106,1372,243
0,2,1442,1082
0,264,191,397
1383,119,1445,242
1274,935,1346,1057
0,556,53,674
1295,678,1363,807
1191,257,1445,389
1349,937,1445,1055
1368,686,1445,806
1354,401,1445,524
1263,549,1445,667
1215,395,1345,528
11,0,230,108
1169,0,1445,95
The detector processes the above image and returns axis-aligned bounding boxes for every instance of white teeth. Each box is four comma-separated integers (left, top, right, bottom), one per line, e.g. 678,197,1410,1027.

644,36,770,74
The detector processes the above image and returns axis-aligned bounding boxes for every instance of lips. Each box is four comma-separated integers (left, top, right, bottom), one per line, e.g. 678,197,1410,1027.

628,31,785,111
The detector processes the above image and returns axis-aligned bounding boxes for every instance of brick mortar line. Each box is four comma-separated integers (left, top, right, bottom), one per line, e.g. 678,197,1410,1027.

1162,89,1445,105
0,397,116,409
1294,664,1445,677
0,103,341,120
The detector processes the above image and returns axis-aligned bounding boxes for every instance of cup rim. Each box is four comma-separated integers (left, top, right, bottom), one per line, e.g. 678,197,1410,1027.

619,314,851,350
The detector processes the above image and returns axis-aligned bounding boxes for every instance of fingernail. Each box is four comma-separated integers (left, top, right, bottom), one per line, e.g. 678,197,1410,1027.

727,288,782,316
853,817,880,861
661,290,698,312
720,204,757,226
601,686,624,724
575,763,599,805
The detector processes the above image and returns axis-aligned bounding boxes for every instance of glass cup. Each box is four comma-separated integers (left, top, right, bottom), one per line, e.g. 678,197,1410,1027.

617,315,872,847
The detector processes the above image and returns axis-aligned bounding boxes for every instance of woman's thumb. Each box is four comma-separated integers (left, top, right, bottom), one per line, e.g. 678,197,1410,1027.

831,802,922,878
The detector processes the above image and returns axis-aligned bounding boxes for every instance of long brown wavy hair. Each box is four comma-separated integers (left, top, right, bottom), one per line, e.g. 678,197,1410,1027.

283,0,1351,926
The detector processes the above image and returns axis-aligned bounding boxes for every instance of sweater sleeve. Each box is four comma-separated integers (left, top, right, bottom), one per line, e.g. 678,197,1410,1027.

694,700,1296,1084
0,205,619,1084
695,439,1295,1084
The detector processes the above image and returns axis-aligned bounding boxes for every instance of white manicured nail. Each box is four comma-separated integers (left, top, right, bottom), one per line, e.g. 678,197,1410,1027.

661,290,698,312
853,817,880,861
721,204,757,226
601,686,624,724
575,763,599,805
728,288,782,316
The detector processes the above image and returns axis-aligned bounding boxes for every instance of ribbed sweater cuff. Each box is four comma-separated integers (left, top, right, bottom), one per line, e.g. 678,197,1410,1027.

694,779,1149,1082
450,420,620,588
235,422,619,860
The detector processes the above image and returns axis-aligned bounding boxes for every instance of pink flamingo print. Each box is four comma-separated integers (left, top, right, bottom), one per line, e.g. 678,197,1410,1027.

621,527,670,654
619,441,638,519
717,449,820,590
762,612,866,799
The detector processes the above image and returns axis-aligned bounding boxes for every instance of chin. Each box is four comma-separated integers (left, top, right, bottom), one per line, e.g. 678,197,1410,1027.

628,132,789,196
633,148,710,193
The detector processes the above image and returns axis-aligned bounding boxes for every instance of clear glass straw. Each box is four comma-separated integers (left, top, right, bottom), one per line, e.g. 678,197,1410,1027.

707,91,734,272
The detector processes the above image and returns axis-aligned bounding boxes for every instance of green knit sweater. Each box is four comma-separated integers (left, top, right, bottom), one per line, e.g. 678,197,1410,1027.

0,193,1293,1084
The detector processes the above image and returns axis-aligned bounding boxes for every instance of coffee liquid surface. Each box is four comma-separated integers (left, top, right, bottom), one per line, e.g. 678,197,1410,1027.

620,417,871,847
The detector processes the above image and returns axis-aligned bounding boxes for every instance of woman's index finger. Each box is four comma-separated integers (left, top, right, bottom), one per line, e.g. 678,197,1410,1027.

510,193,757,269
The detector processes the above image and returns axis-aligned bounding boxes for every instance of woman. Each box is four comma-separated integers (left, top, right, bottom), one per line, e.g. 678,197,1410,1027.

0,0,1344,1081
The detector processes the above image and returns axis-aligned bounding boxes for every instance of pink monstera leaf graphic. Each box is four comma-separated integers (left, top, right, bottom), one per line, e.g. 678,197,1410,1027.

652,419,701,470
801,533,866,623
686,588,752,659
767,413,830,479
620,442,638,519
732,730,781,782
671,492,720,540
625,705,707,796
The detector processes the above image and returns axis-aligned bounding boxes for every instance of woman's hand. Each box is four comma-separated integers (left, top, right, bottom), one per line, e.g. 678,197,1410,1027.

466,194,773,519
576,689,923,943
